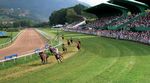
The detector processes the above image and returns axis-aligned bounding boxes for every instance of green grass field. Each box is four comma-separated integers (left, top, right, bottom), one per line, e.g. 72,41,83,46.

0,32,19,45
1,28,150,83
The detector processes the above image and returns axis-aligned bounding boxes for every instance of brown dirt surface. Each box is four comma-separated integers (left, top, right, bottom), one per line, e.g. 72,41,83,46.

0,28,46,59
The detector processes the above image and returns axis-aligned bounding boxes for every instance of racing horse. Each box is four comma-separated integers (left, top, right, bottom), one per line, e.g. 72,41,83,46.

49,46,63,63
62,44,67,52
39,52,49,64
77,41,81,50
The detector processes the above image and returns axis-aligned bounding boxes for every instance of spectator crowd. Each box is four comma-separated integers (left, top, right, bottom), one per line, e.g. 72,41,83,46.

110,14,137,27
85,15,121,29
65,12,150,44
127,12,150,28
98,30,150,44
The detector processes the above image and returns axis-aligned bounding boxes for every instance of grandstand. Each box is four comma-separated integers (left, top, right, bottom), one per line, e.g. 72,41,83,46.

126,12,150,31
136,0,150,7
65,0,150,44
84,0,149,30
66,0,150,31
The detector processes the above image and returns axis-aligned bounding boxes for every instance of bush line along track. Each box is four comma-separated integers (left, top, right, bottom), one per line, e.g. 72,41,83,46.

0,29,63,63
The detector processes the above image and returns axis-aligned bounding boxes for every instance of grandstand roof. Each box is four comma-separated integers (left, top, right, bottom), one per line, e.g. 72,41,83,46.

85,3,128,18
136,0,150,7
109,0,149,13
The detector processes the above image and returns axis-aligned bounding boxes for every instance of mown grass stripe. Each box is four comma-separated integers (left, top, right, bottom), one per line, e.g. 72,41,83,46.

1,28,150,83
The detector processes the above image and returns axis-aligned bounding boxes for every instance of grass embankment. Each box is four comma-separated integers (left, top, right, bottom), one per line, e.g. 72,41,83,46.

1,28,150,83
0,32,18,45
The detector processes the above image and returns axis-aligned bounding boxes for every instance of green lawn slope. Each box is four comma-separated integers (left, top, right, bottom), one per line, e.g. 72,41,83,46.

0,32,19,45
1,28,150,83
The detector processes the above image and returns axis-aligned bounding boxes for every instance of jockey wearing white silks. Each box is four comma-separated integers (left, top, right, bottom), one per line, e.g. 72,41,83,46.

55,48,59,54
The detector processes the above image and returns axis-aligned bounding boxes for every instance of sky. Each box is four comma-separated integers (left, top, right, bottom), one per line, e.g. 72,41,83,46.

78,0,109,6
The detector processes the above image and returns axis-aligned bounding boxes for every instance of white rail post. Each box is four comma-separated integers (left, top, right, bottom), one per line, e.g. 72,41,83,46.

2,61,5,66
13,58,16,63
30,54,32,59
24,56,26,61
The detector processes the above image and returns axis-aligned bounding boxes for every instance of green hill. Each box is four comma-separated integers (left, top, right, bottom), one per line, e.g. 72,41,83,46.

49,4,95,25
0,0,90,21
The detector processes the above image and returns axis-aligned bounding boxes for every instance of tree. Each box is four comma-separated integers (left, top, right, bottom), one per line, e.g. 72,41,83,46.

13,19,34,27
49,4,95,25
66,8,78,23
49,9,67,25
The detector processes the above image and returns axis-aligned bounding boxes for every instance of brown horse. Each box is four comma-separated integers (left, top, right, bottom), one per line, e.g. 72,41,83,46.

67,40,71,46
54,52,63,63
77,42,81,50
39,52,49,64
62,35,64,40
49,46,63,63
70,37,73,44
62,44,67,52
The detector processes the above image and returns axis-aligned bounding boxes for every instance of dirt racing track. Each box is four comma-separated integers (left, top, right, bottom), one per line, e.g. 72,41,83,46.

0,28,46,59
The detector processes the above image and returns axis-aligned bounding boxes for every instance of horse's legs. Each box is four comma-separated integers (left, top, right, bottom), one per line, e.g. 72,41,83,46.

41,60,44,64
60,55,63,59
59,58,63,63
45,59,47,64
57,60,60,63
45,58,48,64
56,59,62,63
46,55,49,64
41,59,44,64
42,58,46,64
44,56,47,64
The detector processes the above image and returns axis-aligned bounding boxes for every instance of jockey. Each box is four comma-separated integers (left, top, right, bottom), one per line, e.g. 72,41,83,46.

55,48,59,54
70,37,73,44
53,48,63,63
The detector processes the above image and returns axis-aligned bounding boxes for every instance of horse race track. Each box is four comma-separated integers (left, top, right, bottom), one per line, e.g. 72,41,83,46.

1,29,150,83
0,28,46,59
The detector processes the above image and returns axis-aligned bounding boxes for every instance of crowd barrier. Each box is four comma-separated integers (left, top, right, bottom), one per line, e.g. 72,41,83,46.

64,29,150,44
